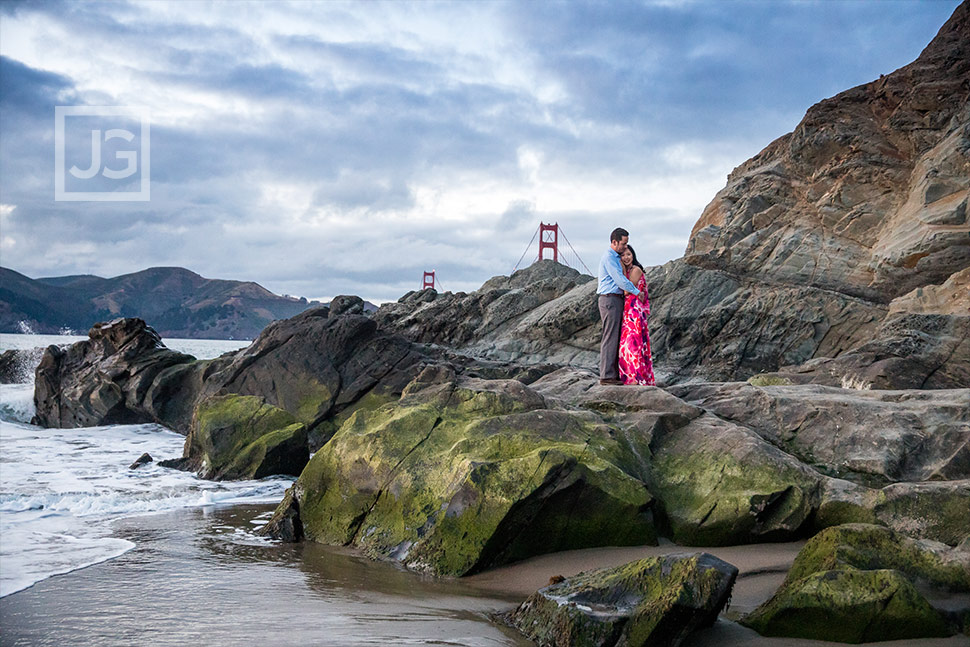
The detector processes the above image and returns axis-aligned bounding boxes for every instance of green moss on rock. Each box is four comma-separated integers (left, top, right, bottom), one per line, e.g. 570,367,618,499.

874,482,970,547
507,552,738,647
187,394,309,480
747,375,794,386
742,569,953,643
293,378,659,576
650,414,821,545
307,390,397,450
786,523,970,592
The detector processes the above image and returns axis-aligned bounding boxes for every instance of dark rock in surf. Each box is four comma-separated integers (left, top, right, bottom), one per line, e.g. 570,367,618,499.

129,453,153,469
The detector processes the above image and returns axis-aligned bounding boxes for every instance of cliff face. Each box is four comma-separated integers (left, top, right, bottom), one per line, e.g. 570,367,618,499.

687,2,970,304
375,4,969,386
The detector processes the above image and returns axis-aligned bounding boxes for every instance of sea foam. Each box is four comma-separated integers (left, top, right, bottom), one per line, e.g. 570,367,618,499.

0,334,287,598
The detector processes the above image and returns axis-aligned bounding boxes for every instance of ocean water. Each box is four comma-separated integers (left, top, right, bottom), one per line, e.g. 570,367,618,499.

0,333,531,646
0,334,281,598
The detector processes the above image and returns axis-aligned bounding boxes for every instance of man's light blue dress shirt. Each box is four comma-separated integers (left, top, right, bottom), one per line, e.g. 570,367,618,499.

597,249,641,296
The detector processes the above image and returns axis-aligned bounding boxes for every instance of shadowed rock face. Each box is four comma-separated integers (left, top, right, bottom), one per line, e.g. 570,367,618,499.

32,318,199,429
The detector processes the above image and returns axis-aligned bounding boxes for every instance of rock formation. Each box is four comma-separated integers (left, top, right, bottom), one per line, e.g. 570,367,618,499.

374,3,970,387
32,307,435,478
742,523,970,641
506,553,737,647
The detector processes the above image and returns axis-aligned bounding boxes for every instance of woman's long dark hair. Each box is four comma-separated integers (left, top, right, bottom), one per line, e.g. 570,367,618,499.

623,244,644,272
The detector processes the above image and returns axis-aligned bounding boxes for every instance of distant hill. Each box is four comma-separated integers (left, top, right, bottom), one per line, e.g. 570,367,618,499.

0,266,324,339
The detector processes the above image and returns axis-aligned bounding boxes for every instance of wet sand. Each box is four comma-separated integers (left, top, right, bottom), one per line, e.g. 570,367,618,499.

2,503,967,647
467,541,970,647
465,539,804,620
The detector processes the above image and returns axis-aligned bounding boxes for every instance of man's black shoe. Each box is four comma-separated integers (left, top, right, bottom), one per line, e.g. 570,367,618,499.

599,379,623,385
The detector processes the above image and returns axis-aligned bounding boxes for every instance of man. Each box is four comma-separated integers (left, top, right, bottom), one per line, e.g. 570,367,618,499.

597,227,646,385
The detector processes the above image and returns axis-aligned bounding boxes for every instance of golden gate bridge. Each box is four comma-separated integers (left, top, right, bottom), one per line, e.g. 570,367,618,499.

421,222,591,290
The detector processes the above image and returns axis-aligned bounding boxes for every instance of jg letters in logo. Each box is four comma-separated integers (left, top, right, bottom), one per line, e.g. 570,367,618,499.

55,106,150,201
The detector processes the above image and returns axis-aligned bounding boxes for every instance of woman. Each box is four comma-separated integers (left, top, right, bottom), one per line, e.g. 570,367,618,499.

618,244,656,386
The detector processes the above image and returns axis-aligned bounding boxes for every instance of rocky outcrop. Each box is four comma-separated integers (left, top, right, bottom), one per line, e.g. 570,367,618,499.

371,4,970,387
375,260,598,366
667,382,970,484
31,311,435,478
744,569,953,643
782,524,970,592
195,305,430,449
32,318,198,429
742,523,970,642
506,553,738,647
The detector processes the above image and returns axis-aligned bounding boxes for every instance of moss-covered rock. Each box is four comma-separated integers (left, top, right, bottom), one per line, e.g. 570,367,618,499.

786,523,970,592
506,552,738,647
179,394,309,480
873,480,970,547
742,569,953,643
291,375,659,576
649,413,822,545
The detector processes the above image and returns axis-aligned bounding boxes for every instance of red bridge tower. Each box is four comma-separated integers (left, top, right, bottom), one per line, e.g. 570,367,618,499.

538,222,558,262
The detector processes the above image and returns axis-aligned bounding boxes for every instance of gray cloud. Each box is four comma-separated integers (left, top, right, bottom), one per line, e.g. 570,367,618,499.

0,1,961,304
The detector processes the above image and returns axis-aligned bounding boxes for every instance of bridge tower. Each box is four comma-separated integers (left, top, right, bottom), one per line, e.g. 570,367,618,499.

538,222,558,262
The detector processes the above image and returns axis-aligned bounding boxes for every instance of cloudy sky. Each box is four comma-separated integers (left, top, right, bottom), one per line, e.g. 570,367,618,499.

0,0,960,302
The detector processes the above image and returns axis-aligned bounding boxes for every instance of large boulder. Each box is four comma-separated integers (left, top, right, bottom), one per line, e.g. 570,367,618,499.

783,523,970,592
32,318,199,429
647,412,824,545
742,569,954,643
742,523,970,642
506,553,738,647
197,307,429,449
531,370,827,545
818,476,970,547
278,370,662,576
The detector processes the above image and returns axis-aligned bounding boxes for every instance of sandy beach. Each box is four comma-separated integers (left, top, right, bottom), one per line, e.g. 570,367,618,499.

3,501,967,647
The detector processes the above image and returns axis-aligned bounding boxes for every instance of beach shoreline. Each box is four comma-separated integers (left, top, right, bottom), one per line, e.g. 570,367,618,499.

3,501,967,647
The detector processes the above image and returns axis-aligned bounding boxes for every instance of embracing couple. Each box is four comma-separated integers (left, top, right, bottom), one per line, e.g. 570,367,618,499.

597,227,656,386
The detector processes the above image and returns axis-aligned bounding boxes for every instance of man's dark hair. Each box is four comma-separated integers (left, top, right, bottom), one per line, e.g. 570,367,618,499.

610,227,629,243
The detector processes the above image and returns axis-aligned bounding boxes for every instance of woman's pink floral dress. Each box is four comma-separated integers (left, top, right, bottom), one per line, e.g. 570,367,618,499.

619,272,656,386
